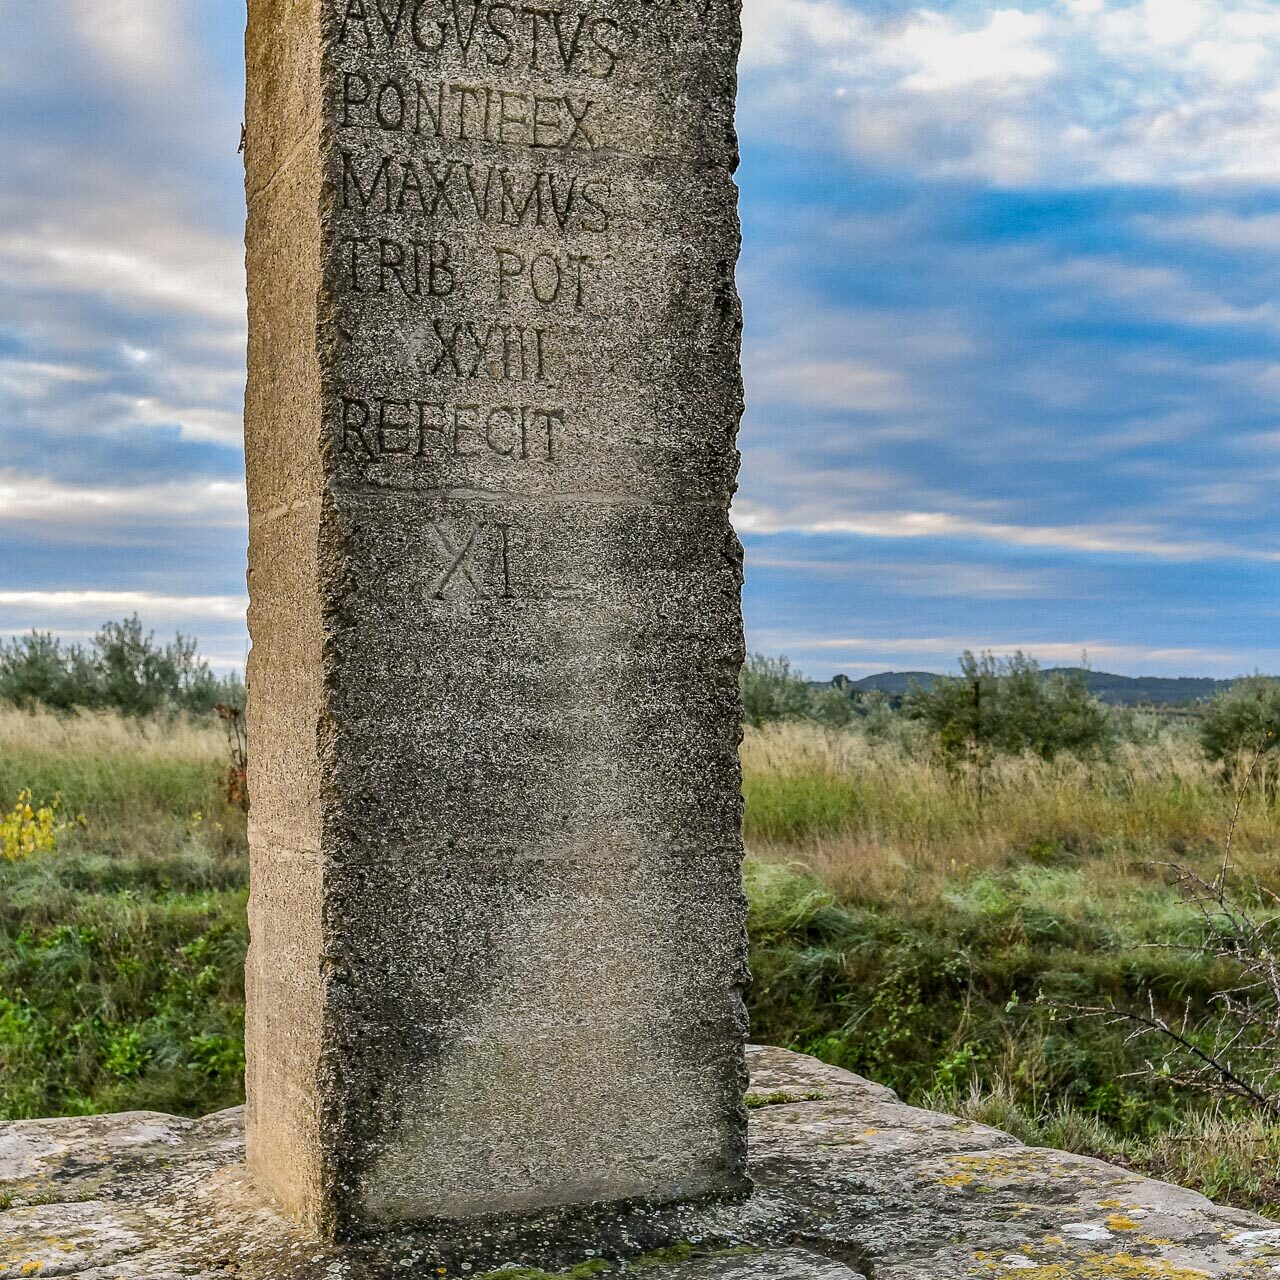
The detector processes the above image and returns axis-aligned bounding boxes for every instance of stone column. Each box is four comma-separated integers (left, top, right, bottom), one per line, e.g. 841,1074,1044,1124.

244,0,748,1238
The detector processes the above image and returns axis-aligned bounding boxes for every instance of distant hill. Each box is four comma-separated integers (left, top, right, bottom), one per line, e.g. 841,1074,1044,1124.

1047,669,1234,707
846,671,939,697
848,668,1239,707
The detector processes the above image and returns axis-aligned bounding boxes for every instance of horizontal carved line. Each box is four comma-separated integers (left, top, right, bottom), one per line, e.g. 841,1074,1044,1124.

336,483,728,508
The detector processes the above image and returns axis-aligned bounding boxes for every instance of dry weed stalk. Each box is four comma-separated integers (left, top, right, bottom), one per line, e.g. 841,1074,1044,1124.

215,703,248,811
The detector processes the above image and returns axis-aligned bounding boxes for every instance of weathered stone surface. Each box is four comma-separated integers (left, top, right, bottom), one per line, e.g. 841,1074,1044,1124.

243,0,748,1238
1,1047,1275,1279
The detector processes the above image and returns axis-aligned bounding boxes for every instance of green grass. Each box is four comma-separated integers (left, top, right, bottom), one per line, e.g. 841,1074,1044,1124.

743,853,1280,1214
740,721,1280,1216
0,708,246,1118
2,709,1280,1214
746,857,1219,1127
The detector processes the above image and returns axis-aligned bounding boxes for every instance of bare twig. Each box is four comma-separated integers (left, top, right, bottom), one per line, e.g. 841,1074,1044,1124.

1058,995,1280,1115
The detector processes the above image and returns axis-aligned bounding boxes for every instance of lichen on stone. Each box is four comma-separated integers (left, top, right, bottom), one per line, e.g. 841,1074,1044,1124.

743,1091,827,1110
0,1048,1273,1279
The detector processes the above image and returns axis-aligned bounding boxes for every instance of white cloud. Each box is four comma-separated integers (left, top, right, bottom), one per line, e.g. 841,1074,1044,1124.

749,553,1062,599
743,0,1058,91
124,396,243,447
893,9,1057,93
0,590,246,621
751,354,909,412
740,281,977,428
0,358,100,400
739,0,1280,185
741,0,867,70
69,0,192,90
750,630,1264,675
0,199,245,451
734,500,1280,563
1137,211,1280,249
1040,254,1280,330
1188,37,1268,85
0,474,246,528
0,223,244,326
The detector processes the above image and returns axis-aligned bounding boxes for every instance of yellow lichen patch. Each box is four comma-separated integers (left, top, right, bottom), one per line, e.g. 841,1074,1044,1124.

21,1262,44,1277
939,1172,978,1188
974,1254,1213,1280
932,1149,1102,1195
1106,1215,1143,1232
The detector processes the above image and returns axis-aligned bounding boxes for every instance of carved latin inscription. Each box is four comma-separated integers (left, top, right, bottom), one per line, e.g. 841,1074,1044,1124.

336,0,623,76
428,519,513,598
330,0,626,496
339,237,459,297
336,238,595,310
342,76,600,149
339,153,612,233
430,321,549,380
339,396,562,460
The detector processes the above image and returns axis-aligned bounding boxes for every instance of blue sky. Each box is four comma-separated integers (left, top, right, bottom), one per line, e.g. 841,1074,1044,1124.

1,0,1278,677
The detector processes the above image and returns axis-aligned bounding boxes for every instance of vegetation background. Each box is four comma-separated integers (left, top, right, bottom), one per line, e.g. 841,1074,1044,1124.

3,627,1280,1213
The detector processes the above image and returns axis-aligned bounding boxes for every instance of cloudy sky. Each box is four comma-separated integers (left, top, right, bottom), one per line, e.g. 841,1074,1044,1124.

1,0,1278,677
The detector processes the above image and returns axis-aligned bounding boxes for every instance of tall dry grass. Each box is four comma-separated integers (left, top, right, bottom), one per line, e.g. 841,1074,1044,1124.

0,707,231,850
741,721,1280,902
0,705,225,756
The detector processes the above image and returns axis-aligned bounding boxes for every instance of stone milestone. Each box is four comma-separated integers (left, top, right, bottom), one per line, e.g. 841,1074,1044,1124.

243,0,749,1240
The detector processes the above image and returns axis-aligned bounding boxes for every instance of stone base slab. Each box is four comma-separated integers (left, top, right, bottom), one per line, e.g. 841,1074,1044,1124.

1,1046,1275,1279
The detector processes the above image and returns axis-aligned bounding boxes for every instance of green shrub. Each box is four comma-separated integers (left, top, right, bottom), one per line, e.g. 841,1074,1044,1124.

1200,676,1280,764
740,654,813,726
0,710,246,1119
906,651,1112,765
0,617,243,716
740,653,855,728
744,857,1226,1138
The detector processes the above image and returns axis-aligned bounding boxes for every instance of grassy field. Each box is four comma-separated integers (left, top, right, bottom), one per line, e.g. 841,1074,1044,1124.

743,721,1280,1213
1,709,1278,1212
0,710,246,1118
